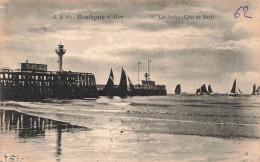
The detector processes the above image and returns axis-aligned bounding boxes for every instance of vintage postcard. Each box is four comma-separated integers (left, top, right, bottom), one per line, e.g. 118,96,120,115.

0,0,260,161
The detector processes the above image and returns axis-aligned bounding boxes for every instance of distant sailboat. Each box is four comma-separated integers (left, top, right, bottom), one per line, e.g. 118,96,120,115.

257,86,260,95
103,68,115,96
118,68,128,96
196,88,200,94
200,84,209,95
104,68,114,89
175,84,181,95
252,84,256,95
208,84,213,94
229,79,242,96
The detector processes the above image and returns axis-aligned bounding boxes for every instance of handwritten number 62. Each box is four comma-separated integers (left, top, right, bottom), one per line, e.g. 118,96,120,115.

235,6,252,19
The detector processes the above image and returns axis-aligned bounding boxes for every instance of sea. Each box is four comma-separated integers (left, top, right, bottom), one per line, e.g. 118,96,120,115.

0,94,260,162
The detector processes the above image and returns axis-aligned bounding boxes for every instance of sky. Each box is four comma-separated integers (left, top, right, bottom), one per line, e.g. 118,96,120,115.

0,0,260,94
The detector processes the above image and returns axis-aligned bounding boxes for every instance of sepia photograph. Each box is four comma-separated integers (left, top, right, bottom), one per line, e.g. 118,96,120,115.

0,0,260,161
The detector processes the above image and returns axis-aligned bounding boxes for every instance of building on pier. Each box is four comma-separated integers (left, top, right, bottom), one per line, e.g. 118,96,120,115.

0,44,98,101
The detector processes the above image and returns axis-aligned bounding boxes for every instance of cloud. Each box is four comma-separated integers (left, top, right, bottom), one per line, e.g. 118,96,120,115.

0,0,259,93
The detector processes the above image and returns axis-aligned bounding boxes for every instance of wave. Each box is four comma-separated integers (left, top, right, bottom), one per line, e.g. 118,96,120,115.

3,101,260,119
1,101,28,108
41,98,72,104
108,102,131,106
79,108,125,113
136,131,260,140
125,109,260,119
20,109,260,127
96,100,131,106
130,102,172,107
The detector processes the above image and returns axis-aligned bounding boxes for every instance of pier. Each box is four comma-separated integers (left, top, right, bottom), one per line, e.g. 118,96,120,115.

0,69,98,101
0,44,98,101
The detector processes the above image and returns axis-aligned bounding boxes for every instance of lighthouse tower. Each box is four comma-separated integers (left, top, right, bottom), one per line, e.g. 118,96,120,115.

55,43,66,72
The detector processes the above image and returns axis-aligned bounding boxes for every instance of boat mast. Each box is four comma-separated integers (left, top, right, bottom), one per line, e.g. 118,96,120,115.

138,62,140,85
148,59,151,81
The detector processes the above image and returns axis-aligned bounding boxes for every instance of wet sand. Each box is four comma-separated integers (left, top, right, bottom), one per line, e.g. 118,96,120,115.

1,125,260,161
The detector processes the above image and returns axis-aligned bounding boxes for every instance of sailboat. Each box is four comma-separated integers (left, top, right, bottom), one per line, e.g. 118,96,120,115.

175,84,181,95
99,63,167,96
199,84,208,95
208,84,213,94
196,88,200,94
103,68,115,96
257,86,260,95
229,79,242,96
252,84,256,95
118,68,128,96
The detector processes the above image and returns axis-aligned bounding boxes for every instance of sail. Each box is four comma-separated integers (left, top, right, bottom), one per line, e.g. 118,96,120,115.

257,86,260,94
175,84,181,94
128,77,135,91
119,68,127,93
208,84,213,94
104,68,114,90
200,84,208,94
253,84,256,94
230,79,237,93
109,68,114,81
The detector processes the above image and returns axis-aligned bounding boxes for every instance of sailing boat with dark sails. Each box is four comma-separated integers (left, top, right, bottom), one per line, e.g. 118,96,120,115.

257,86,260,95
195,84,209,95
118,68,128,96
175,84,181,95
208,84,213,94
196,88,200,94
252,84,256,95
102,68,115,96
98,68,135,96
229,79,242,96
200,84,209,95
97,61,167,96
